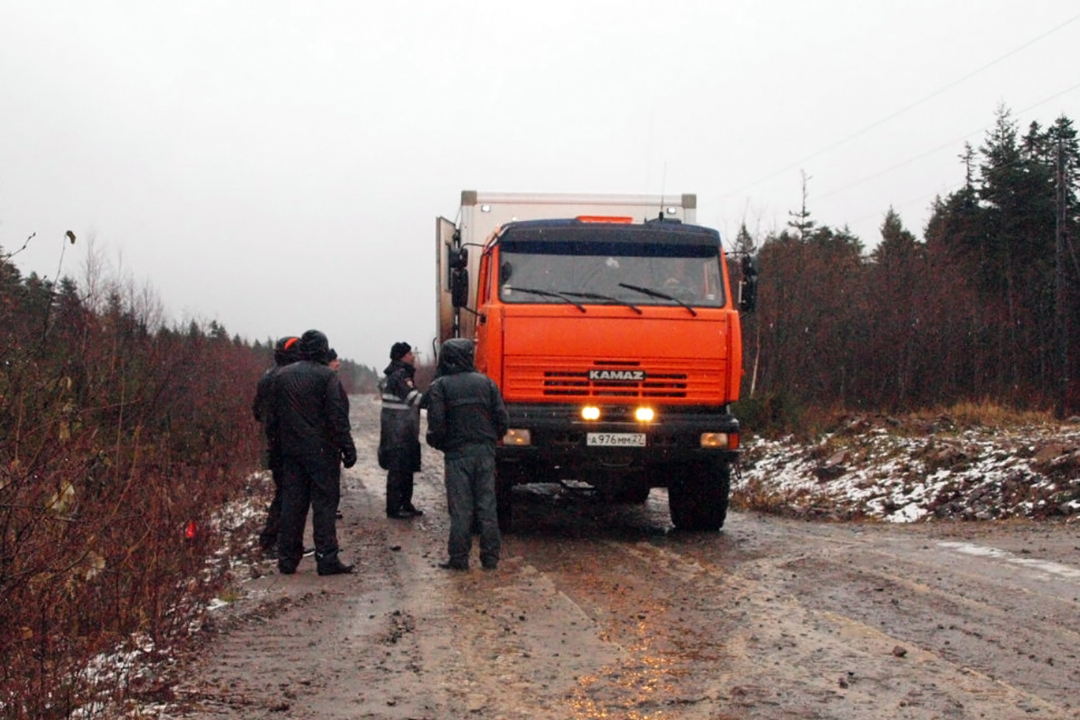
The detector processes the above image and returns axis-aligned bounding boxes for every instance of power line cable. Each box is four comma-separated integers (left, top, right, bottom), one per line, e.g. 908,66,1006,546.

845,89,1080,239
720,11,1080,200
818,81,1080,202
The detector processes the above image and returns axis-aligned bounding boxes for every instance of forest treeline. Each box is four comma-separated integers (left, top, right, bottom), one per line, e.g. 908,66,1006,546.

734,107,1080,426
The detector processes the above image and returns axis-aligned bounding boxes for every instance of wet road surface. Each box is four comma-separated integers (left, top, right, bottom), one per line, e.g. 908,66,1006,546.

159,397,1080,719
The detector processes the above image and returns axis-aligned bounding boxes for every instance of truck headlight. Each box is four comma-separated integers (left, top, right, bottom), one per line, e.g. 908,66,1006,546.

634,407,655,422
504,429,531,446
581,406,601,421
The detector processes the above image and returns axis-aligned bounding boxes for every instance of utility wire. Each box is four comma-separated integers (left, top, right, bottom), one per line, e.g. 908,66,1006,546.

721,11,1080,200
818,81,1080,202
845,82,1080,239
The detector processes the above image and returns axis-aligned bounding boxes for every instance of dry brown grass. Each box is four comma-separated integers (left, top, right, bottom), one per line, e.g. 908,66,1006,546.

903,400,1058,429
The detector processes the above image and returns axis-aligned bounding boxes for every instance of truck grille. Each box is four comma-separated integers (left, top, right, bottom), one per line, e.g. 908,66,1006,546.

503,358,724,402
543,370,687,397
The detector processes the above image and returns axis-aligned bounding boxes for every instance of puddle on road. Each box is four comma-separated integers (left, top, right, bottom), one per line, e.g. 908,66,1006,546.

938,540,1080,581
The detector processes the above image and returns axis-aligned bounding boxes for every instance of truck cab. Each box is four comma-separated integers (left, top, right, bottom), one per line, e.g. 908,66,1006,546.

437,192,749,532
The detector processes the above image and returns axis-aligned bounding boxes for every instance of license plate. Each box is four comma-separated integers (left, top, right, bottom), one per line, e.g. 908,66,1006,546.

587,432,646,447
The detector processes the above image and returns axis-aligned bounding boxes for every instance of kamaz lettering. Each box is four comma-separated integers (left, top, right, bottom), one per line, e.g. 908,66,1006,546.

588,369,646,381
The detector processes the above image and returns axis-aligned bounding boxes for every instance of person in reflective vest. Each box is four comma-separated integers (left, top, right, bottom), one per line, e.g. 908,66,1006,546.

379,342,423,519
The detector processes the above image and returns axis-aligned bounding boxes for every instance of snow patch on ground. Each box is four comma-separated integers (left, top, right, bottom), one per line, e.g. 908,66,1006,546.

736,416,1080,523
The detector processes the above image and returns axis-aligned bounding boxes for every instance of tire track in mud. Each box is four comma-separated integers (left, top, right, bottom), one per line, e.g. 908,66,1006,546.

507,516,1074,719
402,562,627,719
163,395,630,719
629,518,1076,718
163,473,422,718
736,528,1080,715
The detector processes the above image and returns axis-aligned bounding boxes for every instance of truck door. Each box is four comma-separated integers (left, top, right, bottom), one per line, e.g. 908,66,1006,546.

436,216,458,344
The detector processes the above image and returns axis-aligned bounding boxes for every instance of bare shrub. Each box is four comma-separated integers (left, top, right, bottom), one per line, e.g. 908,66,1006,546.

0,253,263,717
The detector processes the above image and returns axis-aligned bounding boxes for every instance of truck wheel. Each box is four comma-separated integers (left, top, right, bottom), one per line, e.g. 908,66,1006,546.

495,465,514,534
668,460,731,531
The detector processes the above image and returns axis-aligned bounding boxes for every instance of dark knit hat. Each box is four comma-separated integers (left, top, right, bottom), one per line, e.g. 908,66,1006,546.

298,329,331,363
327,348,338,362
390,341,412,361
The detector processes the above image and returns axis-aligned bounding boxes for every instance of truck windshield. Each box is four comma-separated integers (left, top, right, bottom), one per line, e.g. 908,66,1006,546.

498,242,725,308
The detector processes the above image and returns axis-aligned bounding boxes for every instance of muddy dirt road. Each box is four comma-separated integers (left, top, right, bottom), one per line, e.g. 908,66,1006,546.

159,398,1080,719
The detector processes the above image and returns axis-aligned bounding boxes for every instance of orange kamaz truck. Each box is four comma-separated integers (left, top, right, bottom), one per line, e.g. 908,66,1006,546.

436,191,755,532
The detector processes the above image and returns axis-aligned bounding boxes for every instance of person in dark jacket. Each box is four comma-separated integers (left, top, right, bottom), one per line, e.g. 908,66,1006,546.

424,338,509,570
271,329,357,576
252,335,300,554
379,341,424,519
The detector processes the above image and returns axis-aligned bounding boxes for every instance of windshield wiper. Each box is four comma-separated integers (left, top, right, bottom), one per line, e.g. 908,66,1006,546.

507,287,587,312
617,282,698,316
562,292,643,315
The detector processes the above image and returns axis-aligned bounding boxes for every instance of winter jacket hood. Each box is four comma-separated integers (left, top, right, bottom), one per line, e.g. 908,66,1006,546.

298,329,331,363
437,339,475,376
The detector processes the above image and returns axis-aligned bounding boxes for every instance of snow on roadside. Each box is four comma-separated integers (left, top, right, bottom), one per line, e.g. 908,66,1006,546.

736,416,1080,523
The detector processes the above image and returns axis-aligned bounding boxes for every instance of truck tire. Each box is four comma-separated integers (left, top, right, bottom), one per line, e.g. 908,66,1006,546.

495,464,514,534
668,460,731,531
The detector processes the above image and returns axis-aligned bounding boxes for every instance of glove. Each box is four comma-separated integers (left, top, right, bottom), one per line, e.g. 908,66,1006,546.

342,448,357,468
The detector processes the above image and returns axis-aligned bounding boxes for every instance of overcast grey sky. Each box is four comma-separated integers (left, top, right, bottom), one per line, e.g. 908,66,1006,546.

1,1,1078,368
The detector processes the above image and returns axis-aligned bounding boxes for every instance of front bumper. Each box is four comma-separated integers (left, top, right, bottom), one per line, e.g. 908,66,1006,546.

497,403,740,472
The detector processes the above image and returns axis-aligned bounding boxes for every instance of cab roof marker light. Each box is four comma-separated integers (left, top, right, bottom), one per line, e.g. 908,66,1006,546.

575,215,634,224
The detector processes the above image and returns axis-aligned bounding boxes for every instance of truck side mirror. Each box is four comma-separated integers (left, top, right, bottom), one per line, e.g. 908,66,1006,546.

738,255,758,313
451,268,469,308
449,247,469,269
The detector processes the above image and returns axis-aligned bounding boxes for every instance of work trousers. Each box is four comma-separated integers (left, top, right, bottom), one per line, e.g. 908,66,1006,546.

385,468,415,514
257,464,284,551
277,453,341,570
444,444,500,568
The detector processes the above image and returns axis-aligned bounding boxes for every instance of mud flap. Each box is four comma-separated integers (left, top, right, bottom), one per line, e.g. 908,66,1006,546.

495,464,514,534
